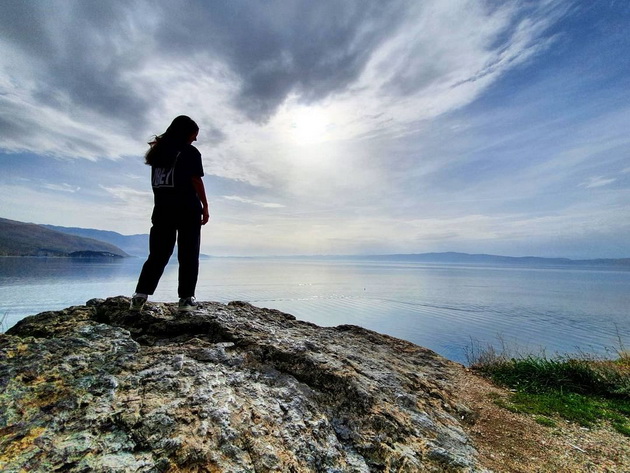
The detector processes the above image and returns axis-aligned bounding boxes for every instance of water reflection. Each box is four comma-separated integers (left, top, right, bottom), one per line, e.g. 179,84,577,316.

0,256,136,283
1,257,628,364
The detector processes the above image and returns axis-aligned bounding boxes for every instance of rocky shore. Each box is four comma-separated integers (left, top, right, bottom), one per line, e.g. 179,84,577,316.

0,296,491,472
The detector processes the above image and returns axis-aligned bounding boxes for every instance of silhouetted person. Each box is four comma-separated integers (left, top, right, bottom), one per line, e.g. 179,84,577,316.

131,115,209,311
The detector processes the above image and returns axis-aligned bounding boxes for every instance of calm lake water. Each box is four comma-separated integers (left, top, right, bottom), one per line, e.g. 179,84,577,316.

1,257,628,365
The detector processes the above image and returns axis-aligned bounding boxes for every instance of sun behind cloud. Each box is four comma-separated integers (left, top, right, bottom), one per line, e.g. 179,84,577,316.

290,106,331,145
268,99,336,147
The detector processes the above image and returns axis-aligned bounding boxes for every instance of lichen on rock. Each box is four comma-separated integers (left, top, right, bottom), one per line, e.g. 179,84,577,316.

0,296,489,472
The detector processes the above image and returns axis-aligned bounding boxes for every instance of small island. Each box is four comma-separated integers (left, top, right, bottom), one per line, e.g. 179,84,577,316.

68,251,125,258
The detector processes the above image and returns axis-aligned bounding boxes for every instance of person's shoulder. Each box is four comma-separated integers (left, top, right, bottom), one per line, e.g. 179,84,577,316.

183,144,201,157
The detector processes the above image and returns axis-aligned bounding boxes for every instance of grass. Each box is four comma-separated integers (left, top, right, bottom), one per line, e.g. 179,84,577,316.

467,338,630,437
534,415,557,427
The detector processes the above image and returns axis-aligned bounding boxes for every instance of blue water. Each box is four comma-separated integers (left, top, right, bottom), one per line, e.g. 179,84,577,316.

1,257,628,364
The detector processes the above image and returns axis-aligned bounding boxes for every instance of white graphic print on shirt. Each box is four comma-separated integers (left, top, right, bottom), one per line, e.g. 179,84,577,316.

152,166,175,188
152,152,180,188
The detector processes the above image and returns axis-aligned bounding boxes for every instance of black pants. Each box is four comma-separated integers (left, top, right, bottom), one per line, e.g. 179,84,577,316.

135,211,201,298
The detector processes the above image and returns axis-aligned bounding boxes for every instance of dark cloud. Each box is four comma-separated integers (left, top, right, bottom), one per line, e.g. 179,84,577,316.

152,0,407,121
0,0,53,56
202,124,227,144
5,0,559,141
1,0,408,135
0,1,157,137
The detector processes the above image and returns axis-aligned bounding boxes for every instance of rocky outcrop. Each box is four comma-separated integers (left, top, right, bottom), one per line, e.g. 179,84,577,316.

1,297,487,472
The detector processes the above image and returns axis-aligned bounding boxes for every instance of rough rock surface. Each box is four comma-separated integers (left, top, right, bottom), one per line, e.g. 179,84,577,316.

1,297,488,472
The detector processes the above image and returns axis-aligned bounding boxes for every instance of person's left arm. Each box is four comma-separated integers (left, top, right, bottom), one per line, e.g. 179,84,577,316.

192,176,210,225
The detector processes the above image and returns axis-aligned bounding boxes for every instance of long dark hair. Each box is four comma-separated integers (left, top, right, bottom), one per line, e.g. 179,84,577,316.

145,115,199,166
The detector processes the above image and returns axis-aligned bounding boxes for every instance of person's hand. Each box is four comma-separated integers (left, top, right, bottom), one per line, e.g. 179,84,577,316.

201,207,210,225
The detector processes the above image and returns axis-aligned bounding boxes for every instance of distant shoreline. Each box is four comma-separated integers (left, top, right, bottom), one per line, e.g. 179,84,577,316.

203,252,630,267
2,252,629,269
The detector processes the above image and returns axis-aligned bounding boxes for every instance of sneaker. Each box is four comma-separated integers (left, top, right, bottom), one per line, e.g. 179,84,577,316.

130,294,147,311
178,297,199,312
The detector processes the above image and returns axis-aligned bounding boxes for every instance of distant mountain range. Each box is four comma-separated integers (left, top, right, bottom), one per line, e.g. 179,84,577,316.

3,217,629,267
333,252,630,267
0,218,128,257
43,225,148,257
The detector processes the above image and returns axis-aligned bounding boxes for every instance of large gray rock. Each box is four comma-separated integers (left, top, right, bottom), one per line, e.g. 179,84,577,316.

0,297,488,472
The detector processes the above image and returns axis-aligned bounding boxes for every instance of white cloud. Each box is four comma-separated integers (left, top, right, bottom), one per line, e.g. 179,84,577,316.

100,185,152,203
581,176,617,189
223,195,285,208
0,1,563,169
0,87,141,160
193,0,565,198
0,184,152,234
205,201,630,257
42,182,80,193
319,1,562,139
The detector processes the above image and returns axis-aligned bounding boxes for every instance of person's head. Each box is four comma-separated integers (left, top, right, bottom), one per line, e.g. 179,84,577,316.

145,115,199,165
163,115,199,144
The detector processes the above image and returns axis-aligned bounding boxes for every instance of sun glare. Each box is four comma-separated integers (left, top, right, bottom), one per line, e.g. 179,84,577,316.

291,107,329,145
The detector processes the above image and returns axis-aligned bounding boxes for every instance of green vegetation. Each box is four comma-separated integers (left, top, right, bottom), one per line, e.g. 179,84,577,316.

468,339,630,437
533,415,557,427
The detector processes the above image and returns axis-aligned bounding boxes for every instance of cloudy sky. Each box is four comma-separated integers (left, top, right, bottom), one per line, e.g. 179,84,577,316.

1,1,629,258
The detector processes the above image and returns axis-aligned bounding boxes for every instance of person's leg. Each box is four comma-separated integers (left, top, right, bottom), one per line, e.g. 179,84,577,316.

176,217,201,299
135,220,177,296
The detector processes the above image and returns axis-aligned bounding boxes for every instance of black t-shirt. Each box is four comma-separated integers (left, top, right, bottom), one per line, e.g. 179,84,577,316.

151,144,204,214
